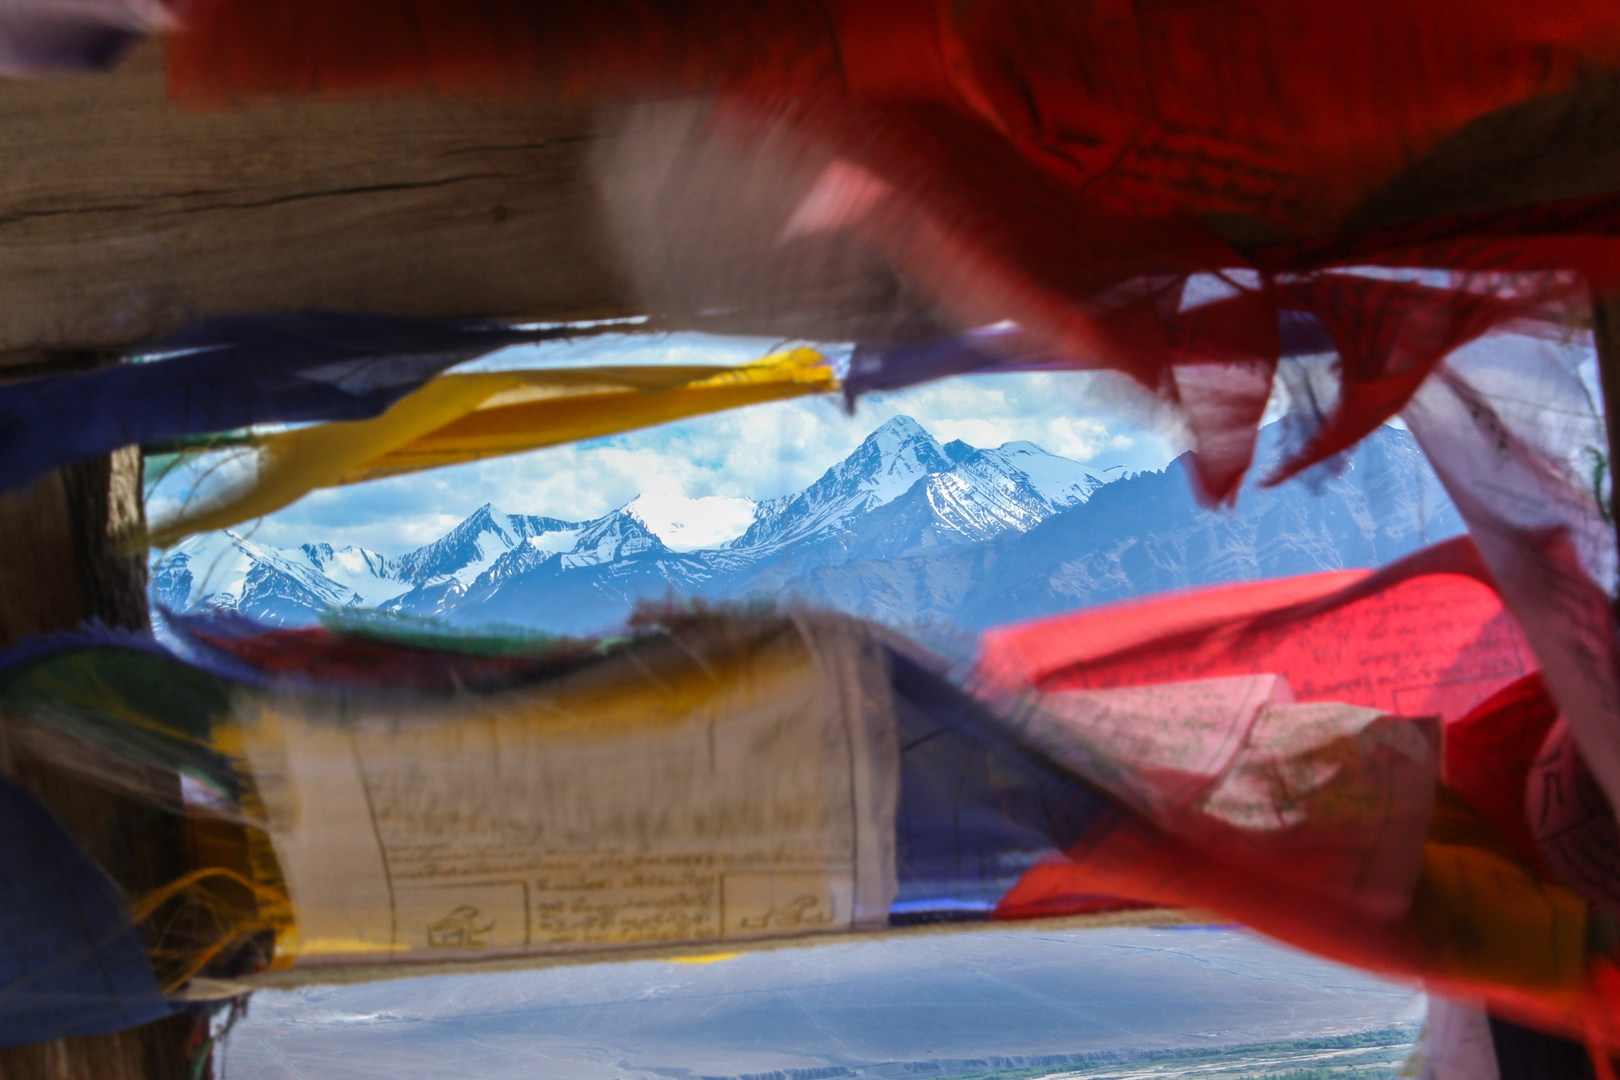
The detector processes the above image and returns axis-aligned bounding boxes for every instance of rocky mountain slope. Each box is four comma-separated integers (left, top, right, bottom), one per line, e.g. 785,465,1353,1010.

152,415,1463,635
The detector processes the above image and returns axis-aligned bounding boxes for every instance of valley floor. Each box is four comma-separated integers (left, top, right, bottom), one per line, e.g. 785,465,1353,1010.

222,927,1423,1080
959,1030,1415,1080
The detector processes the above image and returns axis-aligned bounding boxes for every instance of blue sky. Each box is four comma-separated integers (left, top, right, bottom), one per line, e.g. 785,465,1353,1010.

147,331,1182,554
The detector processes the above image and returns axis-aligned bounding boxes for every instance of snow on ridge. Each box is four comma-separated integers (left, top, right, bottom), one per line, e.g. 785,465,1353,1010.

402,504,584,588
447,531,513,587
972,442,1104,508
326,564,412,606
559,508,667,568
155,531,257,608
302,543,413,606
856,417,949,504
923,458,1049,541
483,506,515,544
732,415,954,551
158,529,413,610
527,529,582,554
866,413,930,451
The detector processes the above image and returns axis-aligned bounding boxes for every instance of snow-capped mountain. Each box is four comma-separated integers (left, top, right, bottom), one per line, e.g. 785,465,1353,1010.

151,414,1464,635
780,421,1465,633
152,416,1099,627
152,530,414,625
913,439,1108,542
392,505,583,588
732,416,962,552
152,505,589,626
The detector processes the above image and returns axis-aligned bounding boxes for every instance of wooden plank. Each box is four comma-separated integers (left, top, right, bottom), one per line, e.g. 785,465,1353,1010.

0,46,937,357
0,41,636,359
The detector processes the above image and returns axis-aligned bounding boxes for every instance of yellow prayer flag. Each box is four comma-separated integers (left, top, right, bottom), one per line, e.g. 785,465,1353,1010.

147,349,835,546
347,348,837,482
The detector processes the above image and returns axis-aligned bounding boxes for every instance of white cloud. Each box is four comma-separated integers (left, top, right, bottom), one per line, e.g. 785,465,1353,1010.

627,493,757,550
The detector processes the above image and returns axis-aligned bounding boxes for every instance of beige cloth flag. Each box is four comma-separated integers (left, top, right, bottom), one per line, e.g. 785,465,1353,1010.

229,614,898,977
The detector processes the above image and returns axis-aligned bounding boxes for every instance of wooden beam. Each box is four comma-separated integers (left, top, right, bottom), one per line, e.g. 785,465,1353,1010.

0,44,946,356
0,41,638,360
6,40,1615,359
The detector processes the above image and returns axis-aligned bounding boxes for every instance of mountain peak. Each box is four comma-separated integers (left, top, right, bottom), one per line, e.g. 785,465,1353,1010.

726,415,953,552
849,416,950,498
864,414,932,448
559,505,670,567
463,501,508,528
391,504,580,588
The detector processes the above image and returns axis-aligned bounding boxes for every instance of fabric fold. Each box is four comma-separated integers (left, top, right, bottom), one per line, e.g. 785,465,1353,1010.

0,310,565,498
147,347,836,545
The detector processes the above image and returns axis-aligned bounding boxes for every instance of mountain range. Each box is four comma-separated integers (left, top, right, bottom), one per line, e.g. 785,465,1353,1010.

151,414,1465,638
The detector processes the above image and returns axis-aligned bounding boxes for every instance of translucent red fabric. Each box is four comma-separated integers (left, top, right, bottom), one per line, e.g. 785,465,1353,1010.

977,539,1617,1045
168,0,1620,237
158,3,1620,1041
167,0,1620,500
1402,334,1620,838
1445,674,1559,874
976,537,1528,714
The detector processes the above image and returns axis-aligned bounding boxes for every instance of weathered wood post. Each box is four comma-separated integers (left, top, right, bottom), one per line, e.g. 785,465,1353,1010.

0,436,201,1078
